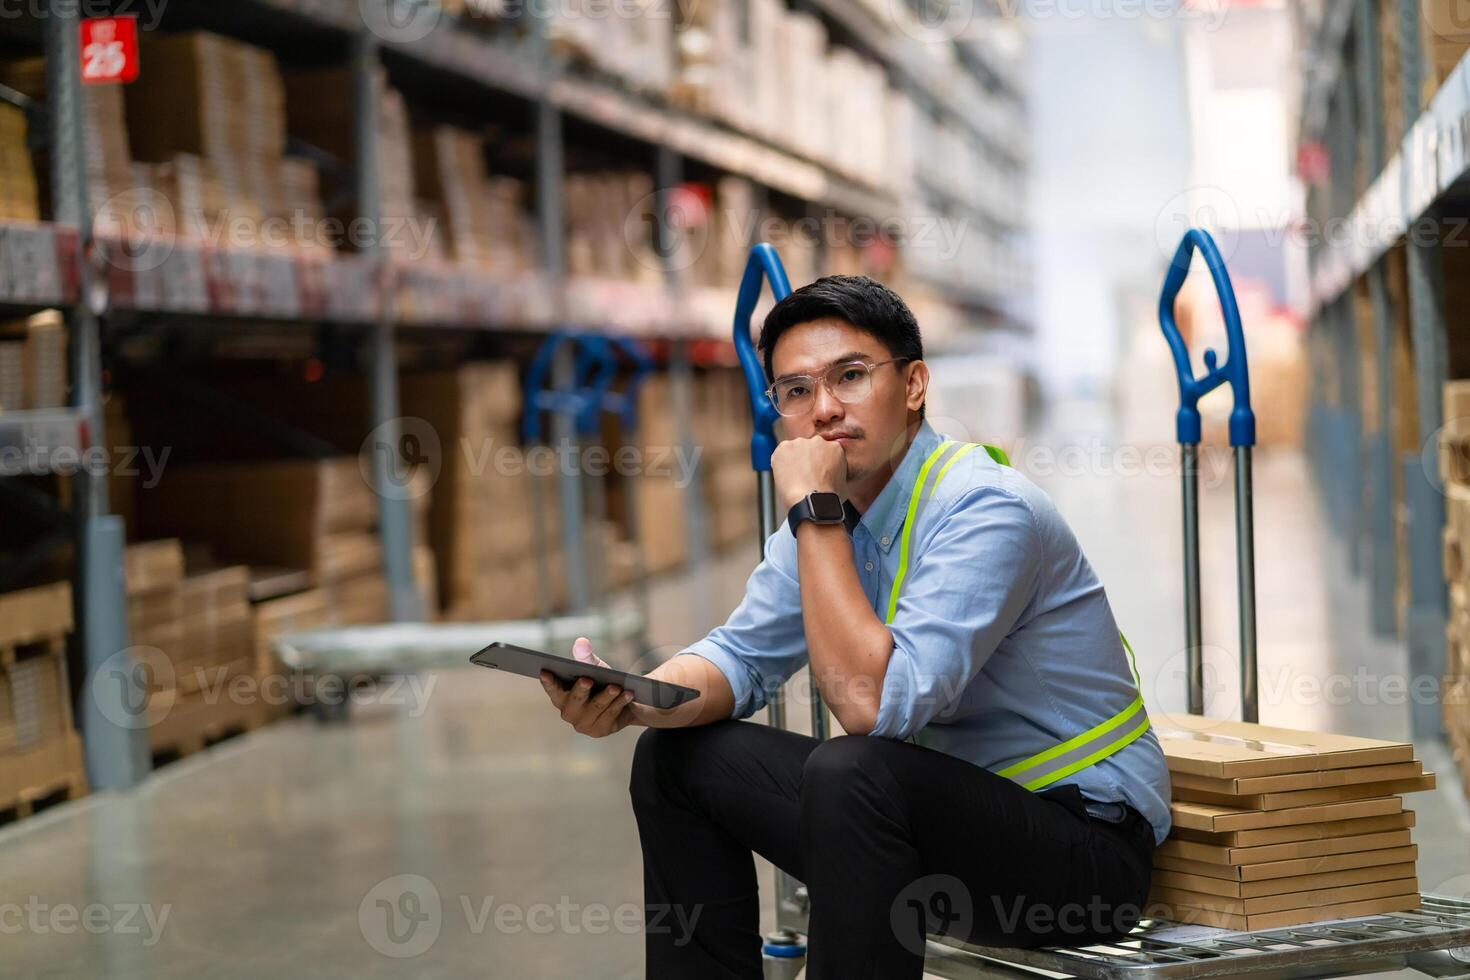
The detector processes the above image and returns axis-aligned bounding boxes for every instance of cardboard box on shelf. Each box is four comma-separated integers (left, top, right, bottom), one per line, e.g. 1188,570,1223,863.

0,729,86,815
136,458,379,583
0,642,72,754
251,586,331,681
0,581,72,650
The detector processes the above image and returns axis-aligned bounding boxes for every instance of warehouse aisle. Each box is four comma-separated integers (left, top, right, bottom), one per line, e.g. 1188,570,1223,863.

2,422,1467,979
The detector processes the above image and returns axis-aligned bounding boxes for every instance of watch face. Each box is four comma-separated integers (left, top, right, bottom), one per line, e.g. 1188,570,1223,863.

808,492,845,522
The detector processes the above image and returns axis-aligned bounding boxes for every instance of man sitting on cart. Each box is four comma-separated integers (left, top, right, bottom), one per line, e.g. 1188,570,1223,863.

539,274,1172,980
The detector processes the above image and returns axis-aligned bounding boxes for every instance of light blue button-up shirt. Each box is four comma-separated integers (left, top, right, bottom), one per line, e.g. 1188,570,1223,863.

686,421,1173,846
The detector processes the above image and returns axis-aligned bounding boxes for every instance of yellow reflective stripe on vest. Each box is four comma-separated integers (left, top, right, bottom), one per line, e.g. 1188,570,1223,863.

885,439,1151,792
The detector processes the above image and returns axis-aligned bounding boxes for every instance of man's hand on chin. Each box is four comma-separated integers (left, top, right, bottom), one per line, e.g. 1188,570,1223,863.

772,434,849,513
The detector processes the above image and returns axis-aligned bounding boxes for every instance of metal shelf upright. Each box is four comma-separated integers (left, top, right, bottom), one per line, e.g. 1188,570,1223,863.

43,0,149,789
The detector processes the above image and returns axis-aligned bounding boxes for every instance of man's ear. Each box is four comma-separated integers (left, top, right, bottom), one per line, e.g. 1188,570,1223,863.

905,360,929,415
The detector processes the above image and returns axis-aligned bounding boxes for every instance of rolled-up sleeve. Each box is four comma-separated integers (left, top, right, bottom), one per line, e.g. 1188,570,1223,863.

871,488,1041,740
684,525,808,719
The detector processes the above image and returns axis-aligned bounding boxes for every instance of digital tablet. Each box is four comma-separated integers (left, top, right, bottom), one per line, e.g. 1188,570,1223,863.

468,641,701,710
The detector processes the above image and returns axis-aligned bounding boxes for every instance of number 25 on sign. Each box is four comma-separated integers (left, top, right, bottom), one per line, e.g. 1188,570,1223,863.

80,16,139,86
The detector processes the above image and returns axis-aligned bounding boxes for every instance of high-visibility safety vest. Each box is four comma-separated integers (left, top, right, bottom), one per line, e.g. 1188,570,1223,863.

884,439,1152,792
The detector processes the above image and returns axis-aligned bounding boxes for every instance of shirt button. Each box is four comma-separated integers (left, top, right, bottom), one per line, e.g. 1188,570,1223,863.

865,561,874,571
881,535,890,547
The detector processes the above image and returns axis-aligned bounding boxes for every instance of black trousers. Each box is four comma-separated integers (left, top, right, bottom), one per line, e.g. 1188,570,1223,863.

629,720,1155,980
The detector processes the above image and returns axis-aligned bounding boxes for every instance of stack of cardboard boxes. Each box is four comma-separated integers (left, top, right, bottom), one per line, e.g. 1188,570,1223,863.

412,125,537,274
547,0,673,98
630,368,754,559
400,362,567,621
124,32,325,252
0,103,38,221
0,311,66,412
123,540,263,755
1439,380,1470,797
0,57,133,224
1419,1,1470,108
285,65,418,244
1148,715,1431,930
0,582,87,819
136,456,433,628
672,0,892,189
564,170,662,285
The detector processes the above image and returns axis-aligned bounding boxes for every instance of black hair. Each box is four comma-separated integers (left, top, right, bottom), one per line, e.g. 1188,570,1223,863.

758,275,925,417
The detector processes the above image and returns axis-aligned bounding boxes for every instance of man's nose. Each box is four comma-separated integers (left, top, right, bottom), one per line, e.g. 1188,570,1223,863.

812,382,845,425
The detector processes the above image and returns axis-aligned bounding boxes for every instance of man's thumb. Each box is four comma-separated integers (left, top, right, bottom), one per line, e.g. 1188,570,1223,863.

572,636,601,665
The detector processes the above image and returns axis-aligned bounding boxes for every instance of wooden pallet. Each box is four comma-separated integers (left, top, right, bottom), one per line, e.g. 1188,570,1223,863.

147,690,276,766
0,731,88,827
0,768,87,827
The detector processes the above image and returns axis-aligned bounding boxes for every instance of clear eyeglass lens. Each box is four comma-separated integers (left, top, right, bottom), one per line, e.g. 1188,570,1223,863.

771,362,873,416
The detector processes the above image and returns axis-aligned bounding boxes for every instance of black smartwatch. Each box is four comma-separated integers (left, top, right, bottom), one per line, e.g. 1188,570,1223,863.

787,491,846,533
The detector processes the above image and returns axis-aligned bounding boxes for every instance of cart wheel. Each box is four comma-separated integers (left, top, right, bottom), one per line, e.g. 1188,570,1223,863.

310,674,352,723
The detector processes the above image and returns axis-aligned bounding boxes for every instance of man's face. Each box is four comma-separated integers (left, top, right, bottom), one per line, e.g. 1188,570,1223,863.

768,317,923,484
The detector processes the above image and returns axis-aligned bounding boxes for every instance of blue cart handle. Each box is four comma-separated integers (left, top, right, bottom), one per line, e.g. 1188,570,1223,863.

609,337,655,431
1157,229,1255,448
522,330,591,443
732,243,792,472
574,336,619,437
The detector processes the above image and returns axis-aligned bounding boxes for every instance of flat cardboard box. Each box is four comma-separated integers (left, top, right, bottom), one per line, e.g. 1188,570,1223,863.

1170,794,1403,832
1172,773,1435,810
1153,843,1417,882
1169,809,1415,847
1150,893,1420,931
1152,860,1420,899
0,582,72,648
1155,714,1415,779
1169,759,1424,795
1156,828,1412,866
1149,876,1419,917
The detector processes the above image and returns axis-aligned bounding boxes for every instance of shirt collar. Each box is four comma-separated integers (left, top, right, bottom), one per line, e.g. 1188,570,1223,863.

852,421,946,553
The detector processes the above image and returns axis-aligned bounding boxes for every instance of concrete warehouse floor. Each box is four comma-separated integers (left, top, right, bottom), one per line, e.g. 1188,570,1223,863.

2,411,1468,979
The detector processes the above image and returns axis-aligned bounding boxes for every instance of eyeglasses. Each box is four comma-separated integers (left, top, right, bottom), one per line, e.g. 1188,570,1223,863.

765,358,911,417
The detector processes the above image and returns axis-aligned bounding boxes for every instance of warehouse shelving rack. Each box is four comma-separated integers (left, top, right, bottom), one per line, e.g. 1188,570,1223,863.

0,0,1031,791
1298,0,1470,741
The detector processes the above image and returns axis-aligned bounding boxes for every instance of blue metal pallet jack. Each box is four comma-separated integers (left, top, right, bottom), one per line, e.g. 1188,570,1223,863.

733,237,1470,979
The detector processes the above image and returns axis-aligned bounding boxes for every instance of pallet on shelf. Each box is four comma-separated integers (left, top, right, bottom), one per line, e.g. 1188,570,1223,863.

0,731,86,824
0,582,87,825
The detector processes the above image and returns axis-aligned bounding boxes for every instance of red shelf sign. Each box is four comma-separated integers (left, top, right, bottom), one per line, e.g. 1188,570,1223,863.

80,16,139,85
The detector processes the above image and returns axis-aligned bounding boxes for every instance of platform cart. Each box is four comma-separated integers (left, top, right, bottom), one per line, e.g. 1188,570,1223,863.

728,238,1470,979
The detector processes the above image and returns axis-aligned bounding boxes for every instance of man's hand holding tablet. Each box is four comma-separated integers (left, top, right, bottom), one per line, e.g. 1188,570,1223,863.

533,636,738,738
538,638,641,738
